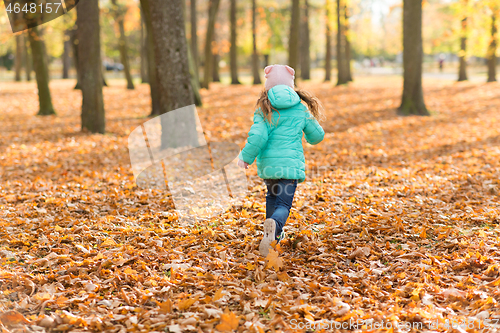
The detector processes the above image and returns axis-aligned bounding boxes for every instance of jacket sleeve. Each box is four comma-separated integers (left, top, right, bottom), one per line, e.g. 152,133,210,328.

239,111,270,165
304,113,325,145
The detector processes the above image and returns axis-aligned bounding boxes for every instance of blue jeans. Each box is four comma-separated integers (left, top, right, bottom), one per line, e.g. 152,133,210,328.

264,179,298,239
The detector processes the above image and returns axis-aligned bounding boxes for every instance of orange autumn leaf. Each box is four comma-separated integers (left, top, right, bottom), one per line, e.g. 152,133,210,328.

101,238,117,247
265,249,283,271
212,288,226,302
124,267,138,275
177,297,198,311
215,311,239,331
157,299,172,314
0,311,31,327
487,277,500,287
277,271,291,282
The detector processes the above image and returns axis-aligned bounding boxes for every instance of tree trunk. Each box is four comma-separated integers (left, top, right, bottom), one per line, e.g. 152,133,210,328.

457,0,469,82
100,41,108,88
325,0,332,81
188,40,202,106
230,0,240,84
211,0,220,84
336,0,349,85
62,29,71,79
345,2,353,82
15,34,23,82
28,27,56,116
398,0,428,116
77,0,105,133
24,33,32,81
140,0,161,116
264,54,269,67
300,0,310,80
147,0,199,149
201,0,221,89
487,12,497,83
71,24,81,89
182,0,202,106
111,0,135,89
191,0,199,83
289,0,300,72
458,17,468,81
212,49,220,82
252,0,262,84
140,5,149,83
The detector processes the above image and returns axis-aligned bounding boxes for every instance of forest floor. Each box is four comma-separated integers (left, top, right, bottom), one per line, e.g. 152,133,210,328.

1,77,500,332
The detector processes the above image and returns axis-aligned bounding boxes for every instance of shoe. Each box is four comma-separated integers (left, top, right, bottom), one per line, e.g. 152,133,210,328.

259,218,276,257
276,229,286,243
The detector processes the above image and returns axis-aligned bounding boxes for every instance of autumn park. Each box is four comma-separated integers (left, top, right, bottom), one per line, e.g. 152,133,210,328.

1,0,500,331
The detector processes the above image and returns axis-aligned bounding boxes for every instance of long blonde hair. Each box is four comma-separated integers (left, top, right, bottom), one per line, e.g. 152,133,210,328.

256,88,325,125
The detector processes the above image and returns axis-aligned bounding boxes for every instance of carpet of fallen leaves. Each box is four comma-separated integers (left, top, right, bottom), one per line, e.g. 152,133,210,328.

1,77,500,333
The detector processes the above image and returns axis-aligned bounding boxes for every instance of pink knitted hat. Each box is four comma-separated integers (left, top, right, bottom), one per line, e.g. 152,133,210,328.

264,65,295,91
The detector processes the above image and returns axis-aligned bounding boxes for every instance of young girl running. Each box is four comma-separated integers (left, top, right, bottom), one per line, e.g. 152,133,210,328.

237,64,325,256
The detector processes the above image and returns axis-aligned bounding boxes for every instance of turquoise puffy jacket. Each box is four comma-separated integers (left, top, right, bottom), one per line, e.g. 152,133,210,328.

239,85,325,183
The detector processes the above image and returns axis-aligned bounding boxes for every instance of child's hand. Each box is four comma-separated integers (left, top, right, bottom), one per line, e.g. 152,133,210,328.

237,159,249,169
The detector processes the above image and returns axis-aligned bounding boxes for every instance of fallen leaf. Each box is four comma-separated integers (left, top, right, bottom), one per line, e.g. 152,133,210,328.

215,311,239,331
348,246,371,259
0,311,31,327
265,249,283,271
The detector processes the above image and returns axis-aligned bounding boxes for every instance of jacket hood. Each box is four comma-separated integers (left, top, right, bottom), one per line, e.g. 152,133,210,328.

267,85,301,109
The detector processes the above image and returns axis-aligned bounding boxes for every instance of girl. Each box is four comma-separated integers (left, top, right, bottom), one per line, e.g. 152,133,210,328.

237,64,325,257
